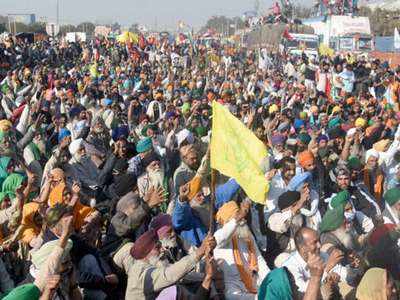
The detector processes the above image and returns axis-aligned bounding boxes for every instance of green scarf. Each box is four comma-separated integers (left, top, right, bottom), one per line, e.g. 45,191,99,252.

28,142,41,161
258,267,293,300
2,173,26,200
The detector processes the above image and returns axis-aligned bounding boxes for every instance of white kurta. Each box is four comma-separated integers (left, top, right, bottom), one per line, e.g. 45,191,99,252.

213,224,270,300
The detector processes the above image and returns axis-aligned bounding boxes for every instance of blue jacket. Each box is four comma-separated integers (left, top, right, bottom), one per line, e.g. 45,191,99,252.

172,199,207,247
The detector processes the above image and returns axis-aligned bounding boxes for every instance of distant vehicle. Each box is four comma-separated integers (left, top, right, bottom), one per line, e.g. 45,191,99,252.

303,15,374,53
281,33,320,59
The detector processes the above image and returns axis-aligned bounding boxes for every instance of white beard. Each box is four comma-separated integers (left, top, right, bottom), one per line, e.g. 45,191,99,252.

160,237,177,249
332,227,357,250
148,168,165,189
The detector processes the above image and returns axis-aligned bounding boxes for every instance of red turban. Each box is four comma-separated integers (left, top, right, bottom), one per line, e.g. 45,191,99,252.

369,224,396,246
149,214,173,239
130,230,158,259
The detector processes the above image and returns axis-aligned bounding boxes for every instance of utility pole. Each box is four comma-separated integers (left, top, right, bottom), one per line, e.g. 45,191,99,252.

57,0,60,25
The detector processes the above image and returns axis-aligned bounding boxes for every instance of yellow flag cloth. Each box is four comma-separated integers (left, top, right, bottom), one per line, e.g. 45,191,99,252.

211,101,268,204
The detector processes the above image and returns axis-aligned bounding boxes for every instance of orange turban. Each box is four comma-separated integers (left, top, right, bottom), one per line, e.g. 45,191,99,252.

298,150,315,169
216,201,239,225
20,202,41,244
48,182,94,230
187,175,202,200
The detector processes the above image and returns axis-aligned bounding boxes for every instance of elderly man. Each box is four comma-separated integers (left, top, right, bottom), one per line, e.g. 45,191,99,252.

327,189,375,234
137,152,172,213
213,200,270,300
173,144,201,195
319,202,368,266
383,188,400,225
113,229,216,299
362,149,385,208
68,138,118,201
283,227,349,299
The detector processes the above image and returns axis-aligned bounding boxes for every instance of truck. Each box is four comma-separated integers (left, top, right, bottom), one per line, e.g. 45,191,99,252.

303,15,374,53
281,33,320,59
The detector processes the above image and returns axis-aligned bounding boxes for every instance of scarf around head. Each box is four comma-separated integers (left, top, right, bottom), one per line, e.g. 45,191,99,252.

356,268,387,300
258,267,293,300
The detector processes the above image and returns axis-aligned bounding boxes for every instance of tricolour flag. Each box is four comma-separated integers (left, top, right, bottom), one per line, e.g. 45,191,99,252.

210,101,269,204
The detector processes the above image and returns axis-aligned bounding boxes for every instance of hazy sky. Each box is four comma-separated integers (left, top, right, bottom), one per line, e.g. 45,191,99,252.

1,0,309,30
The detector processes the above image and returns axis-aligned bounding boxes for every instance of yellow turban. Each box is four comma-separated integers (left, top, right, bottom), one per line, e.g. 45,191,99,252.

0,120,12,132
216,201,239,225
331,106,341,115
355,118,367,128
269,104,279,114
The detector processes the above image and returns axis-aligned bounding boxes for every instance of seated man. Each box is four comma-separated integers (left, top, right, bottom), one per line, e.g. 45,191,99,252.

113,229,216,299
283,227,349,299
213,200,270,300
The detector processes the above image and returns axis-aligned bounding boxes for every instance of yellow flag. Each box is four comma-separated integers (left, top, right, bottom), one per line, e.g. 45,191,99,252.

211,101,268,204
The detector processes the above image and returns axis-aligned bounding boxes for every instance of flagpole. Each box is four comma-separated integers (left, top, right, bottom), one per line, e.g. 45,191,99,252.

209,168,217,234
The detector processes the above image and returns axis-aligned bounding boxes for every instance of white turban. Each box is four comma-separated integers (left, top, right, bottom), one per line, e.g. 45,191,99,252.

365,149,380,163
69,138,84,156
176,129,194,148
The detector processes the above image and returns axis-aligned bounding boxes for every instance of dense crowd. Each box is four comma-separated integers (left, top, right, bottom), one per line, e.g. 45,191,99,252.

0,32,399,300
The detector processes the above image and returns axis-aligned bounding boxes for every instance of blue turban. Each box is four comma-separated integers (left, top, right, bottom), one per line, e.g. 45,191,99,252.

317,134,329,143
215,179,240,210
287,172,312,192
293,118,305,131
58,128,71,143
112,125,129,141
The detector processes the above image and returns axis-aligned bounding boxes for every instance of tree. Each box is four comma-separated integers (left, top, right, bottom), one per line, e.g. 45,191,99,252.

76,22,95,34
129,23,139,34
199,16,245,36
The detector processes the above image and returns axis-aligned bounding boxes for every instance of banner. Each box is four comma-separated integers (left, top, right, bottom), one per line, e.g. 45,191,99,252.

210,101,269,204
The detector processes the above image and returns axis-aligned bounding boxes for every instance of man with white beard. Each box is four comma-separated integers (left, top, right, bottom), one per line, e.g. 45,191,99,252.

213,199,270,300
113,228,216,299
137,152,173,213
319,203,366,270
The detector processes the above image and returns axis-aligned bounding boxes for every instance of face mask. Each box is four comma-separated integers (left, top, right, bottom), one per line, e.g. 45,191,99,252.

344,210,355,222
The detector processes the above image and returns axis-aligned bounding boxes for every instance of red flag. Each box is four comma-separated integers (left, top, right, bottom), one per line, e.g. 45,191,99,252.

282,27,293,40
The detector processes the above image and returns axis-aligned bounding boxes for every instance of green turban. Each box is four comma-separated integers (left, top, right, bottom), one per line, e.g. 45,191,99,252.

194,126,207,138
331,190,350,208
2,284,40,300
2,173,26,200
297,133,311,145
319,204,345,233
328,117,341,129
347,156,362,171
136,137,153,153
384,188,400,206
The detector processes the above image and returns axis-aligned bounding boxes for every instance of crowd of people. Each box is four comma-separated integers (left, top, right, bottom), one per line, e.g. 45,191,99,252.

0,31,399,300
